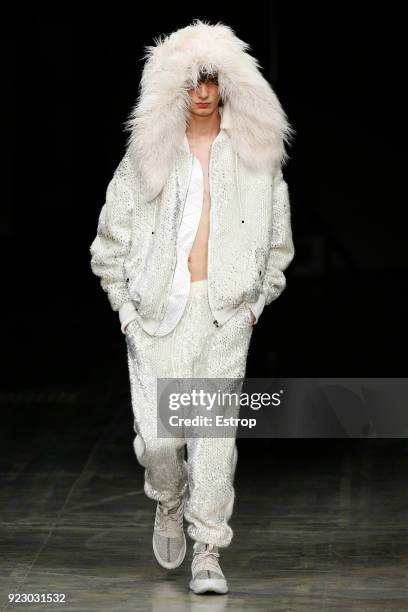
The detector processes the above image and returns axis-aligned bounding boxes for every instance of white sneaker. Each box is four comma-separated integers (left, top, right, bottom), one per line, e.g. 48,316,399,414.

189,542,229,594
152,498,186,569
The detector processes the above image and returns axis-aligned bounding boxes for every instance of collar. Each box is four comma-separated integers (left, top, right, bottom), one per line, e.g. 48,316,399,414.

182,127,228,153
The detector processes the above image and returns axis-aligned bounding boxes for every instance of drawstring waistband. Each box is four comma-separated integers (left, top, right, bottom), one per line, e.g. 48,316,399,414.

189,279,208,296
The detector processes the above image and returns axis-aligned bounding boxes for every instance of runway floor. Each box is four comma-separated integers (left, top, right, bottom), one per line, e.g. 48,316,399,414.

1,360,407,611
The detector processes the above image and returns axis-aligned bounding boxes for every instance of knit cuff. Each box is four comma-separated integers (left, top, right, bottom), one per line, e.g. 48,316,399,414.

119,301,139,334
245,293,266,324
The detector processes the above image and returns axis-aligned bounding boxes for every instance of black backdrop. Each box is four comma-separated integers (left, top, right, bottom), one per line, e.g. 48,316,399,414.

8,4,407,397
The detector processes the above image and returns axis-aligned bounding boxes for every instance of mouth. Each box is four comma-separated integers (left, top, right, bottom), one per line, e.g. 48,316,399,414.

196,103,210,107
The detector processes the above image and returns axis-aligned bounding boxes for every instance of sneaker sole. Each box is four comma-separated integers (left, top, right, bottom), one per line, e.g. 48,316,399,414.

152,533,186,570
189,578,229,594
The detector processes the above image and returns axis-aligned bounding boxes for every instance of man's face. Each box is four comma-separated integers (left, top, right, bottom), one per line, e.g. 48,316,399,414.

187,75,221,117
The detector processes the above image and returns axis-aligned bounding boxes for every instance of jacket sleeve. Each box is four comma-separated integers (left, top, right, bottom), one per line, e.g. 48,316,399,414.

261,167,295,306
89,152,135,312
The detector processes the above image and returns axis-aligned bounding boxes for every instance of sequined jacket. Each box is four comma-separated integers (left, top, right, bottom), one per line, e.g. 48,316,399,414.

89,128,294,329
90,20,296,330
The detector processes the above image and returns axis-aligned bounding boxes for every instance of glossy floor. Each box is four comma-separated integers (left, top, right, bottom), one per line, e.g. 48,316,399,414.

2,296,408,610
1,369,407,610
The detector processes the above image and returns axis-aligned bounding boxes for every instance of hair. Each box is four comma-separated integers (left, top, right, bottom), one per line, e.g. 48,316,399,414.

197,67,218,83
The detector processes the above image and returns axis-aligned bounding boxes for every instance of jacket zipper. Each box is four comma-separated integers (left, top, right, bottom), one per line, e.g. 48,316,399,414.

207,141,219,327
158,155,194,323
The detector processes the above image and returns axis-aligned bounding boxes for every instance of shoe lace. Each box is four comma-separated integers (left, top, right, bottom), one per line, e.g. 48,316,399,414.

192,545,221,575
156,500,183,532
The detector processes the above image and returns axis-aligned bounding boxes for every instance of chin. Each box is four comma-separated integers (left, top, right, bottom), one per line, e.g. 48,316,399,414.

192,107,214,116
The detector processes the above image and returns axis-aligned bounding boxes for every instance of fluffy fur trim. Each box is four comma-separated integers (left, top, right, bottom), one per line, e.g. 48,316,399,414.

123,18,295,201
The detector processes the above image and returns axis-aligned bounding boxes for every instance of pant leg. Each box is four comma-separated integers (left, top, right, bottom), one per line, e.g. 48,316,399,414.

125,321,188,505
176,293,254,547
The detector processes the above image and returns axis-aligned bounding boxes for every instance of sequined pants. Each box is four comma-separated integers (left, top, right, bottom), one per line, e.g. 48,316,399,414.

125,279,253,548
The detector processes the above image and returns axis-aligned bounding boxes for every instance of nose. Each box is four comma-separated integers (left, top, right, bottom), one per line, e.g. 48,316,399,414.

197,82,209,98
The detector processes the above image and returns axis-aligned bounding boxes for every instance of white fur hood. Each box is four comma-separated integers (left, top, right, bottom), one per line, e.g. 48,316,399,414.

123,18,295,201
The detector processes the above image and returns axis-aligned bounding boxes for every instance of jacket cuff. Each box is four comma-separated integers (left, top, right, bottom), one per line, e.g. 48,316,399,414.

245,293,266,324
119,301,139,334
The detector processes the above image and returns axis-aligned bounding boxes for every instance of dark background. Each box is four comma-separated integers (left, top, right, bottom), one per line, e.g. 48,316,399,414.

3,5,408,607
8,6,407,388
6,6,408,448
6,1,408,466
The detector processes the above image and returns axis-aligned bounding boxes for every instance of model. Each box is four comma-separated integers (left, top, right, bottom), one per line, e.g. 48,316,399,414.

89,18,295,595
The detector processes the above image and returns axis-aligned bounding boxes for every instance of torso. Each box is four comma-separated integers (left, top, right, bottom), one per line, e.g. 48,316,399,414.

187,137,214,281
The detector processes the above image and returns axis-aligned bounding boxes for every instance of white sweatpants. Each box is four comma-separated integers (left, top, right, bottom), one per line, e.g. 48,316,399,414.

125,279,254,548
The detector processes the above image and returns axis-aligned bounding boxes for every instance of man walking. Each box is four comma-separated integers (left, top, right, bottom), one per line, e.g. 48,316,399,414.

90,18,295,594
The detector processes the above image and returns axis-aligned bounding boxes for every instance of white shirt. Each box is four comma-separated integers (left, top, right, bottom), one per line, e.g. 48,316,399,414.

120,129,265,335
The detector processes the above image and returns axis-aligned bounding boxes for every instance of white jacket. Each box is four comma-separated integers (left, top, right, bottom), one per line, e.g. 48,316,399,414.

117,128,266,335
89,20,295,332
